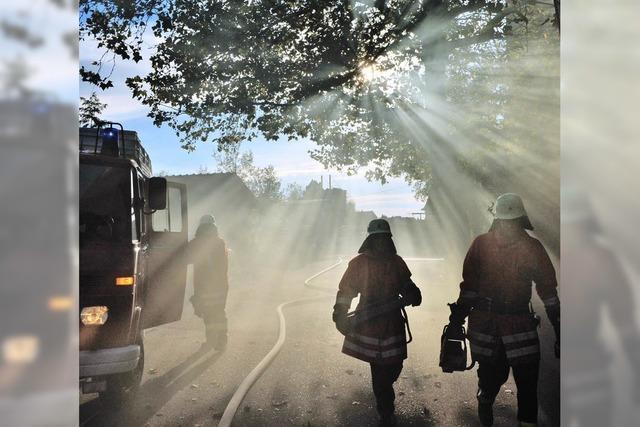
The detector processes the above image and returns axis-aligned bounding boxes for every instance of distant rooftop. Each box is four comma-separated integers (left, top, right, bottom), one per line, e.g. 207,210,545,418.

166,172,257,205
166,172,236,178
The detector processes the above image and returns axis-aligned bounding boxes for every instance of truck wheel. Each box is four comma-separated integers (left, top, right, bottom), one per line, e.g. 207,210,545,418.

101,339,144,407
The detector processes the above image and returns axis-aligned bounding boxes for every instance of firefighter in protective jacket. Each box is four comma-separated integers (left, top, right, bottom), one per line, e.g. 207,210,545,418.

450,193,560,427
187,214,229,350
333,219,422,426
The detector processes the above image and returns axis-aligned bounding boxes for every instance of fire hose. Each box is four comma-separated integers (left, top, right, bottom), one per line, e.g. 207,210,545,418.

217,258,343,427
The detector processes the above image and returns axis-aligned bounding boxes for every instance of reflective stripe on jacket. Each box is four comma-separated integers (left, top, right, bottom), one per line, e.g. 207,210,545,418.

336,253,412,364
343,333,407,364
457,224,558,365
468,311,540,365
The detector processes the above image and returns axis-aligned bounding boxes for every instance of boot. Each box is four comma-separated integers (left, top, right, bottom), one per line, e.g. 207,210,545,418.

205,326,227,350
378,413,397,427
478,400,494,427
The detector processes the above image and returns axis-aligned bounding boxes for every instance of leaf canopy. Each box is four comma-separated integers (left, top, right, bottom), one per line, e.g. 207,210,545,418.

81,0,557,202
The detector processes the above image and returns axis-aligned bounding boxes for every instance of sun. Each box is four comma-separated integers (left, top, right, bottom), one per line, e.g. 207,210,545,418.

359,62,379,82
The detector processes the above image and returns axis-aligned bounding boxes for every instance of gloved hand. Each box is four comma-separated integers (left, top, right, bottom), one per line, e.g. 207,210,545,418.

402,281,422,307
335,316,351,336
332,304,350,336
545,304,560,358
448,302,468,326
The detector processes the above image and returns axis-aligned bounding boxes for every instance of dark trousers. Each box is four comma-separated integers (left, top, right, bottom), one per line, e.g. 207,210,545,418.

477,350,539,423
370,362,403,417
203,305,227,343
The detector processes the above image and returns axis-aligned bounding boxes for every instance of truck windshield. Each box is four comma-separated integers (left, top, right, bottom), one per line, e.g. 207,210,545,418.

80,163,132,243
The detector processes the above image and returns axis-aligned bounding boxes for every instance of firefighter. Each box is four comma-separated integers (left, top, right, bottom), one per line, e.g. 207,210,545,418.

187,214,229,350
332,219,422,426
449,193,560,427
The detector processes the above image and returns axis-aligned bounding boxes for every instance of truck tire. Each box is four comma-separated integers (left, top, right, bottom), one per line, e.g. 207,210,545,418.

101,338,144,407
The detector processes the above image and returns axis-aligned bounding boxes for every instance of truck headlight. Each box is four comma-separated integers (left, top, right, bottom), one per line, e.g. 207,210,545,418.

3,335,39,364
81,306,108,326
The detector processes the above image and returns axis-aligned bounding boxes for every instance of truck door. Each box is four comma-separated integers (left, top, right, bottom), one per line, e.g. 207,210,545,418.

143,182,188,329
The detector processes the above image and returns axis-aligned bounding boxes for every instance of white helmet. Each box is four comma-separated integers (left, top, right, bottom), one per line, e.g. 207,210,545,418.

199,214,216,226
493,193,533,230
494,193,527,220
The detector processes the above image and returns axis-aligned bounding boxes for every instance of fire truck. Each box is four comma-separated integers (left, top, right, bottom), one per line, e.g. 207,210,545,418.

79,123,187,402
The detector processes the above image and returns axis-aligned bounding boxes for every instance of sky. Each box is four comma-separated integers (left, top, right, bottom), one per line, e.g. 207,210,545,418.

77,20,425,218
0,1,78,101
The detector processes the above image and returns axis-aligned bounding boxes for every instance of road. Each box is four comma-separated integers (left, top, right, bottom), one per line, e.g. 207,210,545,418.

80,256,559,426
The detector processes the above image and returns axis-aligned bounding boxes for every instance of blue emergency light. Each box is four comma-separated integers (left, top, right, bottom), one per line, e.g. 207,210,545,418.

100,127,120,156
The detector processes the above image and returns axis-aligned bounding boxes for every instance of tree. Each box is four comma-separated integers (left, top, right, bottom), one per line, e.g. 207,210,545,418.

79,92,107,127
284,183,305,201
213,147,283,201
212,144,253,175
249,165,283,201
80,0,542,199
81,1,561,267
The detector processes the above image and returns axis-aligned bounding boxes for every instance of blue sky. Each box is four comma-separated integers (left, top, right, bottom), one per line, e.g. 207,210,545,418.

79,28,425,217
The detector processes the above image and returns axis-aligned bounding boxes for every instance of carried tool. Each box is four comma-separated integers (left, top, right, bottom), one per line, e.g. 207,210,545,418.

439,304,475,373
439,322,476,373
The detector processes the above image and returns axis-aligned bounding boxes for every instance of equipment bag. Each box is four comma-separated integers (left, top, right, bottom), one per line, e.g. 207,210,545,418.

439,323,476,373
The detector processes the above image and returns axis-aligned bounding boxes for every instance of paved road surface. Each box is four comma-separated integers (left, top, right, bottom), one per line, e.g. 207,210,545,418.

80,257,559,426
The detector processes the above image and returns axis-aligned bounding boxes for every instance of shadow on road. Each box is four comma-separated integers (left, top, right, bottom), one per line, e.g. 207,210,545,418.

456,402,518,427
81,345,224,426
334,387,438,427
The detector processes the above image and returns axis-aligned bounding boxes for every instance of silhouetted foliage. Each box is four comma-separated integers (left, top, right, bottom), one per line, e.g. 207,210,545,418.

284,183,305,201
213,147,283,200
79,92,107,127
80,1,557,201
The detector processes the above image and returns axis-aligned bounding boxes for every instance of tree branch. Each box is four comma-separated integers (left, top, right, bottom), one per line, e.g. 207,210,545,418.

444,6,522,49
291,69,359,102
446,1,502,19
446,31,500,49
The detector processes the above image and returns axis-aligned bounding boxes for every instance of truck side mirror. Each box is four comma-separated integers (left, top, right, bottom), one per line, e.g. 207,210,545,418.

148,177,167,210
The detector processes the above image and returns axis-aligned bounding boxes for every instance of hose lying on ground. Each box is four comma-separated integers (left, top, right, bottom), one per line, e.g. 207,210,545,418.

217,258,343,427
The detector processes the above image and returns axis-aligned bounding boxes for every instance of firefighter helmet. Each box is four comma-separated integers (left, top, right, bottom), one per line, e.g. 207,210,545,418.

494,193,528,220
199,214,216,226
367,218,392,235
